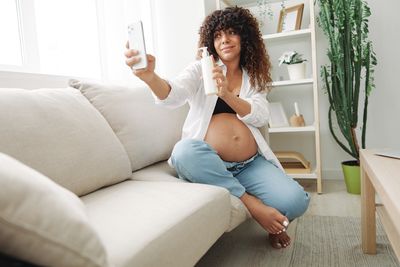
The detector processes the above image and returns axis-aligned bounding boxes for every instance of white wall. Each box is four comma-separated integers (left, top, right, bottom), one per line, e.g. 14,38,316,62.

366,0,400,150
151,0,207,79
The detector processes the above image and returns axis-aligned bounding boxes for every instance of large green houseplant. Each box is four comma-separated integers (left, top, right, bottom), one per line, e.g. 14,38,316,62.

317,0,377,193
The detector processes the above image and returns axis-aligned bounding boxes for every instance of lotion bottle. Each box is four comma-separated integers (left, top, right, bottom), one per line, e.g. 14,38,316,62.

199,47,218,95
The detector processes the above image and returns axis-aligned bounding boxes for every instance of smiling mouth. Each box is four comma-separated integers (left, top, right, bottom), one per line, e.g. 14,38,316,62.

221,46,234,52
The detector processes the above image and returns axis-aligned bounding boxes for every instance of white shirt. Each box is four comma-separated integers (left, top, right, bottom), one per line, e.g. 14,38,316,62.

153,60,283,170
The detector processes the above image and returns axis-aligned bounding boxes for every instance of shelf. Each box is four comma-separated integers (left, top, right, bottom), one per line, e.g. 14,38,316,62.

272,78,314,87
288,170,318,179
269,125,315,133
262,29,312,41
222,0,285,6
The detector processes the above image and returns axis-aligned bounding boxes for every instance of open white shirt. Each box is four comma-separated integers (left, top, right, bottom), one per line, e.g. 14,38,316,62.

153,60,282,170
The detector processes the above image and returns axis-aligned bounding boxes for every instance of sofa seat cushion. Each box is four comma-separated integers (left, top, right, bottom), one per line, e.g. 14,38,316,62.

130,161,251,232
81,180,231,267
69,80,189,172
130,161,182,183
0,153,110,267
0,87,132,196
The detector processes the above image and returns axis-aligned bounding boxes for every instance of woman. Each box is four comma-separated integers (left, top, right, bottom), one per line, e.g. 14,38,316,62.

125,7,310,249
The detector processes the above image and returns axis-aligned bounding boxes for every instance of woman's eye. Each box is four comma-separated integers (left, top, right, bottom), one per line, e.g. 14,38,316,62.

229,30,236,35
214,33,221,39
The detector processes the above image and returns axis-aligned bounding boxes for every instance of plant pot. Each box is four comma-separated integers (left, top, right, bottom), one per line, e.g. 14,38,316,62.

341,160,360,194
287,62,306,80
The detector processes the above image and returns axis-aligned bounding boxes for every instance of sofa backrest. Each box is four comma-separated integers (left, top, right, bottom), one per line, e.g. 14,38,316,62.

0,87,132,196
69,80,189,172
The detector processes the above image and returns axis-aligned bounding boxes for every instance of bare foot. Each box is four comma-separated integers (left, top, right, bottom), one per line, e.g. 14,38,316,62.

240,193,288,234
256,205,288,234
269,231,291,249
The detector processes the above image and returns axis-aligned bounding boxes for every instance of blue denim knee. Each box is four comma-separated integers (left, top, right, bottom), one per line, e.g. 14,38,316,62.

276,190,310,221
170,139,246,197
171,139,207,178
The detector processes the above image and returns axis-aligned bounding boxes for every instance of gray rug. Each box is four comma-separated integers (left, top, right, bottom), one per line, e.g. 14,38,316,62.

196,215,399,267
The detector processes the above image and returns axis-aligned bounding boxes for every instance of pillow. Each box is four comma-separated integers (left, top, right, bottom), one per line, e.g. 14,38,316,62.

0,87,132,196
0,153,110,267
69,79,189,171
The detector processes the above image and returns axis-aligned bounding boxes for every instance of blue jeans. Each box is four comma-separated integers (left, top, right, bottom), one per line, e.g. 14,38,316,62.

171,139,310,221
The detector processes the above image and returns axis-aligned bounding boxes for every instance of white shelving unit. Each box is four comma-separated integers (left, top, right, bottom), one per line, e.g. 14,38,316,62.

213,0,322,193
269,125,315,133
272,78,313,87
263,28,311,40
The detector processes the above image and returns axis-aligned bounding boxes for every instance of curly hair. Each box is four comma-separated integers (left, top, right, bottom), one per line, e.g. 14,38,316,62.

198,6,272,92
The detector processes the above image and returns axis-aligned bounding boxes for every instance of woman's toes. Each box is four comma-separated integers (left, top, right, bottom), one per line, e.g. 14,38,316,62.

272,242,282,249
268,232,291,249
268,235,282,249
283,220,289,228
273,222,285,232
270,224,282,234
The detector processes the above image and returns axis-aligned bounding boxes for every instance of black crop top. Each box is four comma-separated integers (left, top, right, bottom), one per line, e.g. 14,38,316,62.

212,96,238,115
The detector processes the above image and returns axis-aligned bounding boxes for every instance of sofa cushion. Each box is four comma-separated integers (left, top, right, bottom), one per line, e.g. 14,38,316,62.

0,87,132,196
0,153,110,267
130,160,182,183
69,79,188,172
81,180,231,267
130,161,251,231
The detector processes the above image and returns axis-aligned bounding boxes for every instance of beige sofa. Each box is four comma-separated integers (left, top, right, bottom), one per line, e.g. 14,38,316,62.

0,80,256,267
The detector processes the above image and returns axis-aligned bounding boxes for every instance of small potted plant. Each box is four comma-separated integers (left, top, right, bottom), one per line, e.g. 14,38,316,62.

278,51,307,80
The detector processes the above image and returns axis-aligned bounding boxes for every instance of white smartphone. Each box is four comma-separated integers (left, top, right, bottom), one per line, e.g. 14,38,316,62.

127,21,148,70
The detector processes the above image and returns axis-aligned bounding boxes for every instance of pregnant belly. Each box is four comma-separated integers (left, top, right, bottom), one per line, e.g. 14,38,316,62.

204,113,258,162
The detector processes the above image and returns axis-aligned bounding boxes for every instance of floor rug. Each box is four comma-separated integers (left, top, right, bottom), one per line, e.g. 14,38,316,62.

196,215,399,267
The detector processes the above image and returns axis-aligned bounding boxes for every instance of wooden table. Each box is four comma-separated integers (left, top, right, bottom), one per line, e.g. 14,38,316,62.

361,149,400,260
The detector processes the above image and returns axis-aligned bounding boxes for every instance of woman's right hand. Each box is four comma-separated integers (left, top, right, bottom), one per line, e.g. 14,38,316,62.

124,42,156,83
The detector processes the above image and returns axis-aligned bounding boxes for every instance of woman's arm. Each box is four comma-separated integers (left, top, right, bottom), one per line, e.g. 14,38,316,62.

221,90,269,128
220,93,251,117
236,92,270,127
212,65,251,116
212,65,268,127
124,48,171,100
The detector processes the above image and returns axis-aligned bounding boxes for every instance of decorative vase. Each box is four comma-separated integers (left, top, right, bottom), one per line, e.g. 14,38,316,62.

341,160,360,194
287,62,306,80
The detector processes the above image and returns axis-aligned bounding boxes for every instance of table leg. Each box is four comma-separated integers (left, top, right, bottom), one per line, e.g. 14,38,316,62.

361,166,376,254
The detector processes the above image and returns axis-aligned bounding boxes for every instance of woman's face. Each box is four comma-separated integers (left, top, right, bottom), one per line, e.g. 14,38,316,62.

213,28,241,63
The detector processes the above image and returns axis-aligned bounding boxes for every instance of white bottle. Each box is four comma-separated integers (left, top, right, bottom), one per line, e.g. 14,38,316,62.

199,47,218,95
